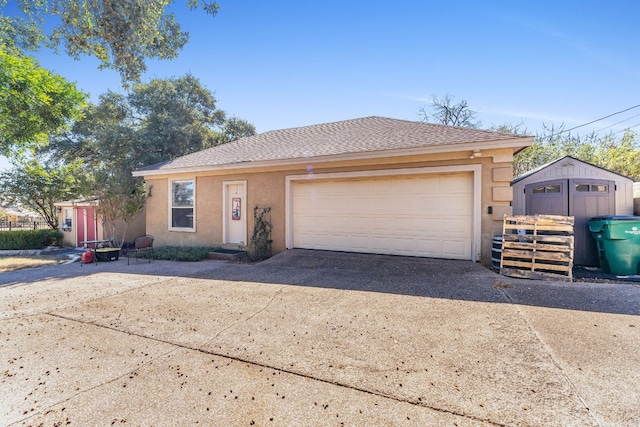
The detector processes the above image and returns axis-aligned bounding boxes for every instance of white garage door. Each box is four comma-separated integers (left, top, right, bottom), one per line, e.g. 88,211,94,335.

291,172,473,259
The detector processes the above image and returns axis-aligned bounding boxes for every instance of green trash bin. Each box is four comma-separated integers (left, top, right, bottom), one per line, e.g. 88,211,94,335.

589,216,640,275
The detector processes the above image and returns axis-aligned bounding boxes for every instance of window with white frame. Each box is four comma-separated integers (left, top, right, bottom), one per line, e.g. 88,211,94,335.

170,179,195,230
64,208,73,228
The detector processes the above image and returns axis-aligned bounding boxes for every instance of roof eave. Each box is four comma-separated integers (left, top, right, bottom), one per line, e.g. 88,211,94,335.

54,197,100,207
511,154,634,185
133,136,534,178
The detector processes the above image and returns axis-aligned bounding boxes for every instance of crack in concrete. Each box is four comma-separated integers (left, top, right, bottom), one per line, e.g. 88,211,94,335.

36,311,512,427
10,338,181,427
1,276,181,321
200,285,286,348
499,288,604,427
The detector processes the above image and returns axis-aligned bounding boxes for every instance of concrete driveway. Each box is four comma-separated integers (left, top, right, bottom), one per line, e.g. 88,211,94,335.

1,249,639,426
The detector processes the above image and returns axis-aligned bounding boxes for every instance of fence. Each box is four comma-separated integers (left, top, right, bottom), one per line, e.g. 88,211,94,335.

0,220,51,231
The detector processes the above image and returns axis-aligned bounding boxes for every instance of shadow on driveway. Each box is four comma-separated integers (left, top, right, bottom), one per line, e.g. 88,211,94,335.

2,249,639,316
191,249,640,316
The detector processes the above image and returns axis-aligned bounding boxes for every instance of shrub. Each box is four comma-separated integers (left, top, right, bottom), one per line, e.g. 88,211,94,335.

139,246,216,262
0,229,62,250
250,205,273,261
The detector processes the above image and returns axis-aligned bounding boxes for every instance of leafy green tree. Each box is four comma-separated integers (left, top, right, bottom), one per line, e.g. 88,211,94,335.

0,49,86,156
593,131,640,180
129,74,228,166
215,116,258,145
46,74,255,243
513,125,640,180
45,92,143,243
48,91,138,168
51,74,256,169
1,0,220,84
92,167,147,245
0,156,89,229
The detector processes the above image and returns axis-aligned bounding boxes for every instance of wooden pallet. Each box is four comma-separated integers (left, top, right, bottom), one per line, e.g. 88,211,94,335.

500,215,574,281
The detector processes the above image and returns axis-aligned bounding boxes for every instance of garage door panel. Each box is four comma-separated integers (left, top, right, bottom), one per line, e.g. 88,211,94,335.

413,195,443,210
441,218,471,233
442,174,473,191
416,176,440,190
416,239,442,255
390,178,416,193
443,240,470,258
294,216,316,228
392,218,420,231
346,198,368,211
292,172,473,259
443,195,472,212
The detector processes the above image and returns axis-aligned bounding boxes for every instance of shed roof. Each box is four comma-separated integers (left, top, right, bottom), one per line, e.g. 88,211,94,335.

511,155,633,185
54,197,100,207
134,116,532,176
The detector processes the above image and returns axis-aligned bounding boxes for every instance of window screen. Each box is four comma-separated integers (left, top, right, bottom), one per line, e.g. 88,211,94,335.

171,180,194,229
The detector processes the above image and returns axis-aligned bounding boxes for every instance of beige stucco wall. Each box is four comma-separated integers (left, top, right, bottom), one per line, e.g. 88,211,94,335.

145,171,288,252
143,148,516,265
114,207,147,244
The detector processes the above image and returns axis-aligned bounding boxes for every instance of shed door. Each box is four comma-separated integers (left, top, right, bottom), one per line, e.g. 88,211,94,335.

570,179,614,266
525,179,614,266
76,207,97,247
525,180,567,216
291,172,473,260
76,208,85,247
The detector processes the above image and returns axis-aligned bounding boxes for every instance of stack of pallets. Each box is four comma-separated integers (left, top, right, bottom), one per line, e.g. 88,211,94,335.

500,215,574,281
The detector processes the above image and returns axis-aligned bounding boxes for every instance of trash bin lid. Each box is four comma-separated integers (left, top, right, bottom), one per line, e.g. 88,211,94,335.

590,215,640,221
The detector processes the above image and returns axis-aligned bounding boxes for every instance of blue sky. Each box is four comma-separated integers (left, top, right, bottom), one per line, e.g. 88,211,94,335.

3,0,640,169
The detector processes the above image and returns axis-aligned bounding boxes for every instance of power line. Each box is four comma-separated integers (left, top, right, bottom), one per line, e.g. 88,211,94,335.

561,104,640,134
613,122,640,135
594,112,640,133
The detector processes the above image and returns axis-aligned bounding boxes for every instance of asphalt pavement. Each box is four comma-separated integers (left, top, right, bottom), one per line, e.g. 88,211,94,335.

1,249,639,426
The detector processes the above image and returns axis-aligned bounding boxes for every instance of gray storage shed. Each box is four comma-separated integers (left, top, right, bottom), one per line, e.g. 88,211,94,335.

511,156,634,266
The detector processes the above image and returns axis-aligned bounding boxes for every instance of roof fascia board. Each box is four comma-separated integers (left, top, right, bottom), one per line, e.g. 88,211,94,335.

54,199,99,207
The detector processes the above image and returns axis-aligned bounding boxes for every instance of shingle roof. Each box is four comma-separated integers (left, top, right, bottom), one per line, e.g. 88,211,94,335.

136,116,531,173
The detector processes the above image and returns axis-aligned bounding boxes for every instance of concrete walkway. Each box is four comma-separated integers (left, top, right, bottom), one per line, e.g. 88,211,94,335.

1,250,639,426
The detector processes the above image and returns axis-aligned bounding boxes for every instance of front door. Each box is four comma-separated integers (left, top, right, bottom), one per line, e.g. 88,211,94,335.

223,181,247,245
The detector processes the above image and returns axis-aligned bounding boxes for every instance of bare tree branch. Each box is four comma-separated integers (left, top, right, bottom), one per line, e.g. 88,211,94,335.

418,94,481,128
